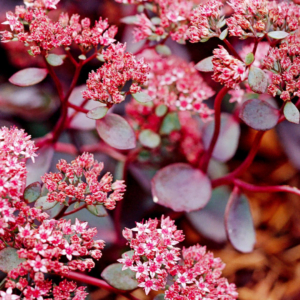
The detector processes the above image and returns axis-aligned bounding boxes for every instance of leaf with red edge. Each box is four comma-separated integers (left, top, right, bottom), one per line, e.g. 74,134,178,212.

151,163,212,212
9,68,48,86
202,113,240,162
23,182,41,203
195,56,214,72
96,114,136,150
239,98,280,131
101,263,138,290
283,101,300,124
0,247,25,273
225,188,256,253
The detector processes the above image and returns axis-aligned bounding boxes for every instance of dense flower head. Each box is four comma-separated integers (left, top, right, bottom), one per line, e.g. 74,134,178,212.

227,0,300,39
42,152,126,210
164,245,238,300
188,0,224,43
118,216,185,295
144,51,214,117
83,43,150,105
262,36,300,101
4,218,103,299
119,217,238,299
212,45,247,89
1,1,117,55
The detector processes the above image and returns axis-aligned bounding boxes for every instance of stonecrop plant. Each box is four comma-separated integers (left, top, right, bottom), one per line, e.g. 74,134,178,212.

1,0,300,299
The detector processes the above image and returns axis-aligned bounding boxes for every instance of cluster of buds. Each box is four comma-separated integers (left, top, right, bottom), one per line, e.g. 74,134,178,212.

116,0,194,43
145,51,214,117
226,0,300,39
118,216,185,294
83,43,150,105
262,37,300,101
119,216,238,299
1,0,117,55
42,152,126,210
212,45,247,89
188,0,224,43
5,218,103,299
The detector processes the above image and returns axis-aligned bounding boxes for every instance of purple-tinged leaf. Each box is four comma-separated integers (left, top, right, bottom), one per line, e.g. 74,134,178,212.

101,263,138,290
203,113,240,162
96,114,136,150
0,247,25,273
225,189,256,253
23,182,41,203
268,31,289,40
26,145,54,185
195,56,214,72
248,66,268,94
9,68,48,87
132,91,152,103
239,98,280,131
187,187,229,243
284,101,300,124
151,163,211,212
139,129,161,148
86,105,108,120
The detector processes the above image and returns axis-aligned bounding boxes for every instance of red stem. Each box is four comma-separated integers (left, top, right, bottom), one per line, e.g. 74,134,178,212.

200,87,229,172
62,204,87,217
66,50,79,67
212,131,265,188
233,179,300,197
65,271,141,300
68,102,89,113
223,39,243,61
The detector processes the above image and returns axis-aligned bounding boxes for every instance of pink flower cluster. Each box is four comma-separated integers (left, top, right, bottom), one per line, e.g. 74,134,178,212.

188,0,223,43
212,45,246,89
226,0,300,39
262,37,300,101
118,216,184,294
145,51,214,117
119,216,238,299
24,0,60,10
82,43,150,105
42,152,126,210
2,1,117,55
117,0,195,43
5,218,103,299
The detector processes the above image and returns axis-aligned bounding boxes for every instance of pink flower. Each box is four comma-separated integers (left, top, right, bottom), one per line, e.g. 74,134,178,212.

0,288,20,300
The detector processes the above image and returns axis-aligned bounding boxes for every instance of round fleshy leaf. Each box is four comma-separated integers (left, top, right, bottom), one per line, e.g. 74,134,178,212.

151,163,212,212
139,129,161,148
155,104,168,117
268,31,289,40
0,247,25,273
87,205,108,217
284,101,300,124
195,56,214,72
248,66,268,94
132,92,152,103
46,54,64,66
86,105,108,120
186,187,229,243
96,114,136,150
202,113,240,162
120,15,139,24
23,182,41,203
219,28,228,40
78,54,86,60
159,112,181,135
225,189,256,253
35,196,58,210
101,263,138,290
245,53,254,65
121,250,135,259
239,98,280,131
156,44,172,56
9,68,48,87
